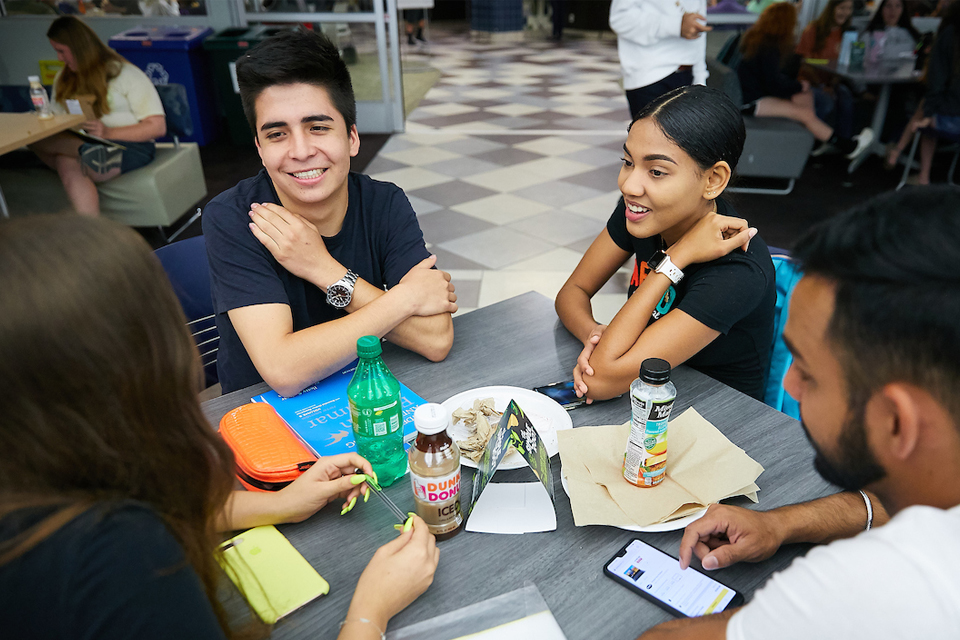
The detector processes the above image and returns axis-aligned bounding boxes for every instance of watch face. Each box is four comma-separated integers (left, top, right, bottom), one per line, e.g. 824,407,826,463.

327,284,351,308
647,250,667,270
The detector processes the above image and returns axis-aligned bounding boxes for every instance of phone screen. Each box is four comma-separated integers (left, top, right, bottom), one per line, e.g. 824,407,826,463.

605,539,740,617
533,381,584,408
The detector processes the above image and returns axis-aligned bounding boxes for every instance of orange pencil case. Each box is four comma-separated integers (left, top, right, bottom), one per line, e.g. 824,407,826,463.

219,403,318,492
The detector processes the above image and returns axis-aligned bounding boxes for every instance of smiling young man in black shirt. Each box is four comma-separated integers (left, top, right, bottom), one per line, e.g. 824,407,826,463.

204,30,457,396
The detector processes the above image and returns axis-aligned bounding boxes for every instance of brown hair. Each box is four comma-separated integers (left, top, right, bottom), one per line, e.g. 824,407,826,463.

813,0,853,53
47,16,127,118
0,216,236,636
741,2,799,61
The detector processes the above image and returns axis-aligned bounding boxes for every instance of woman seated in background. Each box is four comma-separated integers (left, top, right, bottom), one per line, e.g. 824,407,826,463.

738,3,873,159
29,15,166,217
797,0,854,61
555,85,776,404
862,0,921,59
0,216,438,639
886,1,960,184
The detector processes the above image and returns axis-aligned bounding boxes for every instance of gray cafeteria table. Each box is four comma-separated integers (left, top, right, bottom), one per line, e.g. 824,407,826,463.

203,291,836,639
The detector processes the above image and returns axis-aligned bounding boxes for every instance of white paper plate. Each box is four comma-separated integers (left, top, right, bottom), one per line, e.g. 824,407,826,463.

560,467,706,533
442,386,573,470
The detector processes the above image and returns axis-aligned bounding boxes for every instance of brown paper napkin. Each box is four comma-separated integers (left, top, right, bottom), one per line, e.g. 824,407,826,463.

558,407,764,528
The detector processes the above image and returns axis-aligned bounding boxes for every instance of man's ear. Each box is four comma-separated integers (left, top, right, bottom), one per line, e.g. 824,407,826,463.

254,133,264,164
866,383,922,463
704,161,732,200
349,124,361,158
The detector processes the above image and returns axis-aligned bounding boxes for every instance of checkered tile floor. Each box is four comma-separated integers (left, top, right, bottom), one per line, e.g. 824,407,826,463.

367,30,633,320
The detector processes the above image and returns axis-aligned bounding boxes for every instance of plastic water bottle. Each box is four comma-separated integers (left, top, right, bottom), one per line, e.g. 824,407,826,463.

409,403,462,540
28,76,52,120
347,336,407,486
623,358,676,487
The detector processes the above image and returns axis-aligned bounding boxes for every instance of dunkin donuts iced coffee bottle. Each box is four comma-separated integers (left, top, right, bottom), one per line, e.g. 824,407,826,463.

408,403,462,540
623,358,676,487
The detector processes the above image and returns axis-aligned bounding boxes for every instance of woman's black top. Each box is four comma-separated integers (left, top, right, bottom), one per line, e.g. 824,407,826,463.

0,502,226,640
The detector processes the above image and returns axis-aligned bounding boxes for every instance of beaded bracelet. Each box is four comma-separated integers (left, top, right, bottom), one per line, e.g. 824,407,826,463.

339,617,386,640
859,490,874,531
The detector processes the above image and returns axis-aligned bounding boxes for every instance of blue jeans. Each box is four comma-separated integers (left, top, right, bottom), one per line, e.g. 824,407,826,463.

813,85,854,139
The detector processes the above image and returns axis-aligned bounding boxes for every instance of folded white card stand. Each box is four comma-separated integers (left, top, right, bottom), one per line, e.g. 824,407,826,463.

465,400,557,534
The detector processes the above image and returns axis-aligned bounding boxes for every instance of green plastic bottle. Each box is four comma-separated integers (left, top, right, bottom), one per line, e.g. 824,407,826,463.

347,336,407,486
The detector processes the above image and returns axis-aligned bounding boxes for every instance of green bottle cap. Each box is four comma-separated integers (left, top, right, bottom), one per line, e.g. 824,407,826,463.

357,335,382,359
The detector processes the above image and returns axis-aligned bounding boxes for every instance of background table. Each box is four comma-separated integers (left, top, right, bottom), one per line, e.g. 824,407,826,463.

0,112,85,218
809,60,921,173
203,292,836,639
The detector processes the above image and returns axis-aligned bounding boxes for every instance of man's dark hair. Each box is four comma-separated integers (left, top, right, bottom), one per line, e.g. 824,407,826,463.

236,28,356,137
793,186,960,427
631,85,746,174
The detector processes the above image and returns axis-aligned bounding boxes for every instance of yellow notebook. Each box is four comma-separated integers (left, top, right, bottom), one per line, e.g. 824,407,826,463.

218,525,329,624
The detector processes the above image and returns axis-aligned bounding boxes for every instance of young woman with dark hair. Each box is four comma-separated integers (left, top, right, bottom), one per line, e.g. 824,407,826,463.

29,16,167,216
863,0,921,55
555,85,776,403
886,0,960,183
797,0,854,61
738,2,873,158
0,216,438,640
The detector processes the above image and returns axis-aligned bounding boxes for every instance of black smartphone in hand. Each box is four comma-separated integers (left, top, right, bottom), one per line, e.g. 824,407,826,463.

604,538,744,617
533,380,585,410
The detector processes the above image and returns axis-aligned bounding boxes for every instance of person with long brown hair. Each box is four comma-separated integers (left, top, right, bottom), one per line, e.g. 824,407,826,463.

796,0,854,61
738,2,873,159
29,15,166,216
0,215,439,639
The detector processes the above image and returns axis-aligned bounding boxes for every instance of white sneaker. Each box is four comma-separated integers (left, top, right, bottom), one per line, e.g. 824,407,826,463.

846,127,875,160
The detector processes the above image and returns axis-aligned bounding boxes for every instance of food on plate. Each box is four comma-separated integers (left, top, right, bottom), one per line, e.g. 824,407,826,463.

452,397,507,462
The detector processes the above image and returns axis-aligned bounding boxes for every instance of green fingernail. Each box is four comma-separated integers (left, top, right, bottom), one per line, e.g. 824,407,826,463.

350,474,367,486
349,496,357,511
403,517,413,532
340,504,349,516
407,511,416,518
393,524,403,531
371,470,379,485
363,488,370,503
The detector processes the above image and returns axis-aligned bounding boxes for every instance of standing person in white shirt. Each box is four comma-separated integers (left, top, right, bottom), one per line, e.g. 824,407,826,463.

610,0,712,119
636,186,960,639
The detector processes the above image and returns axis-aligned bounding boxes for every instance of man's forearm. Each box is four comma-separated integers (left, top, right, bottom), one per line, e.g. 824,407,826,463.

772,491,889,546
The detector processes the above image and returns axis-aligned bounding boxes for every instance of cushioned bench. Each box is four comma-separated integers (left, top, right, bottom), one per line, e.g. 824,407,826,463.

707,58,815,195
98,83,206,242
99,141,205,235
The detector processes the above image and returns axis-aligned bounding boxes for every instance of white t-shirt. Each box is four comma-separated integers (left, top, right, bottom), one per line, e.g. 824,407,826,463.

728,504,960,640
609,0,709,90
51,62,165,130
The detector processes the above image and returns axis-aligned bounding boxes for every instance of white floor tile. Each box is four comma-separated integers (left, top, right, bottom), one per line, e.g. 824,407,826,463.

460,166,553,192
591,293,628,325
381,146,462,166
550,103,622,117
484,103,545,117
437,226,555,270
503,247,585,272
561,190,623,220
415,103,480,117
508,211,605,246
446,269,484,280
452,193,552,225
476,270,571,308
368,166,453,192
400,133,466,146
509,156,595,179
513,136,591,156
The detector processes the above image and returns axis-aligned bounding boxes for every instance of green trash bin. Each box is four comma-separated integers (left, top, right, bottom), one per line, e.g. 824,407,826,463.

203,26,297,146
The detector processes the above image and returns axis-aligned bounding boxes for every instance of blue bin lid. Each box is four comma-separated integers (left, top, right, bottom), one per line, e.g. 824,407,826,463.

109,26,213,50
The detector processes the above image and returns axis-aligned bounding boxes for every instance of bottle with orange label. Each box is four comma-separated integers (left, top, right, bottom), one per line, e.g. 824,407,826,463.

408,403,462,540
623,358,676,487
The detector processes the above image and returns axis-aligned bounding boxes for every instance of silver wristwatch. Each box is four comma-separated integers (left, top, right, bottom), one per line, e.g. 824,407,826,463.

326,269,358,308
648,250,684,285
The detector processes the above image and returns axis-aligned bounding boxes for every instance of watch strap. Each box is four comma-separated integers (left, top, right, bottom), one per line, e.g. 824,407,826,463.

649,251,684,285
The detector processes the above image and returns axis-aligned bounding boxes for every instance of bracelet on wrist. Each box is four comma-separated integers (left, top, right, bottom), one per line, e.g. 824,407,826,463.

859,490,874,531
339,617,386,640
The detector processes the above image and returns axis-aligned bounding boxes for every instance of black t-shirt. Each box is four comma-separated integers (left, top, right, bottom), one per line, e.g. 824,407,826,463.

0,502,226,640
204,170,431,393
606,197,776,400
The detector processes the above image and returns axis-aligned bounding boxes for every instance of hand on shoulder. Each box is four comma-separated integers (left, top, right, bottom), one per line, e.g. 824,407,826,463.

248,202,341,286
668,212,757,270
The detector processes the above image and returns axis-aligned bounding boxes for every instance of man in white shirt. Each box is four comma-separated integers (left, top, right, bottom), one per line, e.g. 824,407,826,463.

610,0,712,119
639,186,960,639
